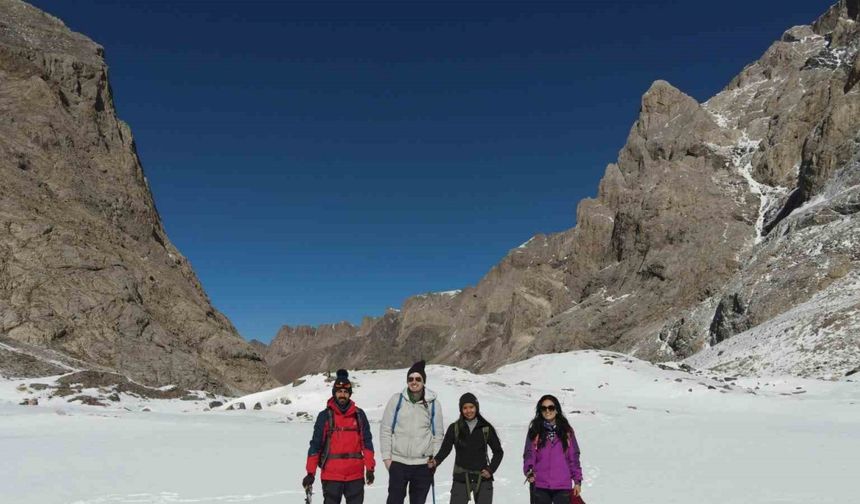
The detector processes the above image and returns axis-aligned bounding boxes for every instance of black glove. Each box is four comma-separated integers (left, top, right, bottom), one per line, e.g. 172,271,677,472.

302,473,314,488
366,469,375,485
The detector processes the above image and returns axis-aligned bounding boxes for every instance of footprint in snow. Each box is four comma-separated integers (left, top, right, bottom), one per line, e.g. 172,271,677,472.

70,490,300,503
582,463,601,487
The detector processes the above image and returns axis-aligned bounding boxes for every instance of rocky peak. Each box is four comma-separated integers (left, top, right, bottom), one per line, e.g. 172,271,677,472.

0,0,275,394
0,0,103,63
266,322,358,365
814,0,860,35
267,1,860,382
638,80,704,129
621,80,725,175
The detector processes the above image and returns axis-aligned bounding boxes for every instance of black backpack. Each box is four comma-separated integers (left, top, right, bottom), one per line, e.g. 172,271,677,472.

319,408,366,468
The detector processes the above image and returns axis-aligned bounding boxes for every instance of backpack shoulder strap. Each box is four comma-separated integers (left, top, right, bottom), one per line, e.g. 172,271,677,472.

482,426,491,466
430,399,436,435
319,409,332,440
319,409,334,468
355,408,364,430
391,394,404,432
356,408,366,452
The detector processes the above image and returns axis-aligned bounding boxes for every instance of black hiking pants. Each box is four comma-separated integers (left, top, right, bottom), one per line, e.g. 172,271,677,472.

450,479,493,504
531,487,571,504
322,478,364,504
386,461,434,504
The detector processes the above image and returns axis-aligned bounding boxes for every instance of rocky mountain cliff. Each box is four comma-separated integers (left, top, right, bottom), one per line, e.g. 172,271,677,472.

268,0,860,383
0,0,275,394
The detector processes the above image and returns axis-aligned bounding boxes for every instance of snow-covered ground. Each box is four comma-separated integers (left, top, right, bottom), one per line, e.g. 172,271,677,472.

2,351,858,504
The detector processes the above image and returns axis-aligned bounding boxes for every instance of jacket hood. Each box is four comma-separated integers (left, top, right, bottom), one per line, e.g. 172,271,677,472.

399,387,437,402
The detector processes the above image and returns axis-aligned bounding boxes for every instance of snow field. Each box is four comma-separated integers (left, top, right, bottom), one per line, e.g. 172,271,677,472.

2,351,859,504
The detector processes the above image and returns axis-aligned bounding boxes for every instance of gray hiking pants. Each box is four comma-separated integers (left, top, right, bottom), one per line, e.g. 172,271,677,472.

450,480,493,504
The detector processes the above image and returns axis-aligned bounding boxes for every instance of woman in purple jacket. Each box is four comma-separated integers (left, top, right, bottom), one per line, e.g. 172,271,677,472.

522,394,583,504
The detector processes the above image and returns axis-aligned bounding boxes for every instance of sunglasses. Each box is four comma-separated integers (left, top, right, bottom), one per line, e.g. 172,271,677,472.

540,405,556,412
407,376,423,383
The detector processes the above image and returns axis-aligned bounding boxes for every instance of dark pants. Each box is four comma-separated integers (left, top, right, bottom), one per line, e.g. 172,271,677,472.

386,461,434,504
322,479,364,504
450,479,493,504
532,487,570,504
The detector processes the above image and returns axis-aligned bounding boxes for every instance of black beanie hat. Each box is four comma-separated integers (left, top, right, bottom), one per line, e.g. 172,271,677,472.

459,392,479,414
332,369,352,396
406,360,427,383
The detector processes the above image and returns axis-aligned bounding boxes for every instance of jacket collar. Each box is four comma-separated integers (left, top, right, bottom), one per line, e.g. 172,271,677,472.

459,414,488,429
400,387,437,402
326,396,356,416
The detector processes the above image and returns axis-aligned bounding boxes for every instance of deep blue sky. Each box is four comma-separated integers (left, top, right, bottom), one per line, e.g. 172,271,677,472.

32,0,831,343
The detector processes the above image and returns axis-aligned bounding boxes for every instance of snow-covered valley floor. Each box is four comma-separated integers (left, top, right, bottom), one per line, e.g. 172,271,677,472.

2,351,858,504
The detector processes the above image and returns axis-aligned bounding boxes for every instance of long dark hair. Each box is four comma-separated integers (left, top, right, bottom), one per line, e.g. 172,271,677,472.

527,394,572,450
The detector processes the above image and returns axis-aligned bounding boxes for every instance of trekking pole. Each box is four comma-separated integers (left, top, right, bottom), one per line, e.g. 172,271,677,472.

428,456,437,504
304,485,313,504
523,468,534,485
429,462,436,504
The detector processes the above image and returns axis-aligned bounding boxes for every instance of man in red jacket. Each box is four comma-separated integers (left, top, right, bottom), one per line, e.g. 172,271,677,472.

304,369,376,504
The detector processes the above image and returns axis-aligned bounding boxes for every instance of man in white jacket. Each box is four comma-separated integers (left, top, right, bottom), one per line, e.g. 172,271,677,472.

380,360,445,504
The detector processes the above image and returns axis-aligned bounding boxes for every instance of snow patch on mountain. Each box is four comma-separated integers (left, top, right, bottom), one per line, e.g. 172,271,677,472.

686,271,860,379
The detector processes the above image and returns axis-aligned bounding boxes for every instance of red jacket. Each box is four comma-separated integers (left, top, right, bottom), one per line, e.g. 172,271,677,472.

306,398,375,481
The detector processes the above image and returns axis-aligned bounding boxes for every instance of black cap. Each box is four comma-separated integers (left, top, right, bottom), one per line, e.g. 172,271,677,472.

407,360,427,383
459,392,479,414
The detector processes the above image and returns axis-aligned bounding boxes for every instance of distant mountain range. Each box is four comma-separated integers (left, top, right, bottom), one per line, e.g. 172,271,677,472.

263,0,860,383
2,0,857,393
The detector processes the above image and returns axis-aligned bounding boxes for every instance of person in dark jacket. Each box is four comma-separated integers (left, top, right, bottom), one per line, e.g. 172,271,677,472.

431,392,503,504
304,369,375,504
523,394,582,504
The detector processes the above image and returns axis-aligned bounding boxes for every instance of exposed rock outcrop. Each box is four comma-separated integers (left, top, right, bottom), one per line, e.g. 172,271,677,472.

271,1,860,382
0,0,275,393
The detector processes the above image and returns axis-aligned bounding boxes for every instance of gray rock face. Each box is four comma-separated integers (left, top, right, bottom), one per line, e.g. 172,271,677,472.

266,321,357,365
0,0,275,394
270,1,860,382
269,314,408,383
0,336,72,378
248,339,269,358
682,1,860,378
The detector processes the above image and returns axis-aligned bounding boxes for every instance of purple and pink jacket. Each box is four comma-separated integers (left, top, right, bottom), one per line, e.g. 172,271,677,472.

522,429,583,489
